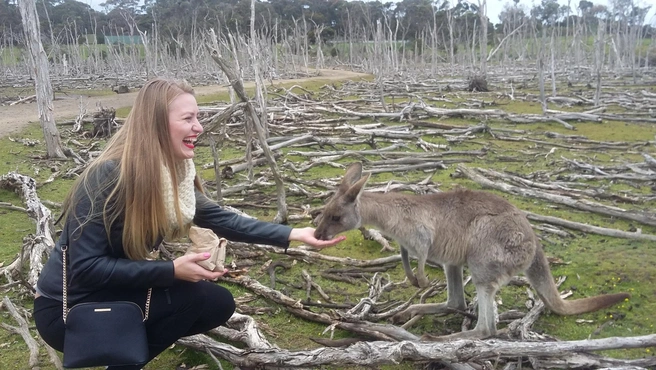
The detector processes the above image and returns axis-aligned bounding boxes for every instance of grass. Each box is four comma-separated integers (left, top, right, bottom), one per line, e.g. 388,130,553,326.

1,73,656,369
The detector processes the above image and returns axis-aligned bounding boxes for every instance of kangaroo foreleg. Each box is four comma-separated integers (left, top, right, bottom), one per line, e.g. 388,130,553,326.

444,265,467,310
414,251,430,288
400,247,419,287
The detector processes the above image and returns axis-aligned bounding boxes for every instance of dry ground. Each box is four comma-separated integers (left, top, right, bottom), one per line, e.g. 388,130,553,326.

0,69,369,138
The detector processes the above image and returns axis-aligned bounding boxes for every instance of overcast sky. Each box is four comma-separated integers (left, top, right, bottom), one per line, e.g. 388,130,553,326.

83,0,655,25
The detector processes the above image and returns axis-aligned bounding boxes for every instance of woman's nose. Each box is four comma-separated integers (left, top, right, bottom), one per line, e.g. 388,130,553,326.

193,119,203,133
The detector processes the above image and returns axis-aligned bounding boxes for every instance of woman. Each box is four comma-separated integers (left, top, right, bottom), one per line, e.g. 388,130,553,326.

34,78,344,369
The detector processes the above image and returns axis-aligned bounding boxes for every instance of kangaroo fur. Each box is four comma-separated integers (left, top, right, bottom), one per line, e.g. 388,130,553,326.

314,162,630,340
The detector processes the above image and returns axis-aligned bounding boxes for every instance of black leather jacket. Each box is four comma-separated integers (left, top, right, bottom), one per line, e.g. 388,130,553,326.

36,161,292,304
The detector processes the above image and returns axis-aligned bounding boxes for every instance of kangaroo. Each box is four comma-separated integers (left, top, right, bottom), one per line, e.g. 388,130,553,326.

314,162,630,340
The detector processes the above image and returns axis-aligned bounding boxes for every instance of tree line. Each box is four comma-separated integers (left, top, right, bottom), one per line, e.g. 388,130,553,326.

1,0,652,50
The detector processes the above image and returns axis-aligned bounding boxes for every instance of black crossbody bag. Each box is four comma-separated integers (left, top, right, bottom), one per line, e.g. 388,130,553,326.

61,242,152,368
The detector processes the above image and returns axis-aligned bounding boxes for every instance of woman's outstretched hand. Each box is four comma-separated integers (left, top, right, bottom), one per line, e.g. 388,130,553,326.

289,227,346,250
173,253,227,282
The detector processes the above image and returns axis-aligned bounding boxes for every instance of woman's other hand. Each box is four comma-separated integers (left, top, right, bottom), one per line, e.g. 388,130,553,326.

173,253,227,282
288,227,345,250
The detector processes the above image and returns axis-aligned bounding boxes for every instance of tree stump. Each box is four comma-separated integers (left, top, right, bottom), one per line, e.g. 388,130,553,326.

467,76,489,92
112,85,129,94
92,107,116,138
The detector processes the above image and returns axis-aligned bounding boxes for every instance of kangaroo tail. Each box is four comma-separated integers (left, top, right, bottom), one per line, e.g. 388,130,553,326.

525,246,630,315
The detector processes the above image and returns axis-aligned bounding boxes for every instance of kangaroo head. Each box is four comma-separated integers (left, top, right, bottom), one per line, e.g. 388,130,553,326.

314,162,371,240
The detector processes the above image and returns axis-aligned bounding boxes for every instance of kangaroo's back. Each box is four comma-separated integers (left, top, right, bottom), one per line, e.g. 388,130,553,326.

412,189,532,266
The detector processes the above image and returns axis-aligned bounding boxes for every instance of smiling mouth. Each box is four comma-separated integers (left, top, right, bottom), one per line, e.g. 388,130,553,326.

183,138,196,148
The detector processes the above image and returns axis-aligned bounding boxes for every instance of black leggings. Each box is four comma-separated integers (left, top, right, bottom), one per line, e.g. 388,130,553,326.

34,280,235,370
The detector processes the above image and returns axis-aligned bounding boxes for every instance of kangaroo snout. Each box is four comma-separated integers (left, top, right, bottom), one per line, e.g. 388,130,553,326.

313,227,333,241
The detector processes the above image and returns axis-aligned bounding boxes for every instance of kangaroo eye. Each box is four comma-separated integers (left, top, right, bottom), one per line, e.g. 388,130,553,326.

331,215,341,222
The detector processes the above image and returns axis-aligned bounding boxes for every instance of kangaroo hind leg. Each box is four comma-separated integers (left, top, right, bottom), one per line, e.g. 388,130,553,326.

424,249,516,341
422,282,501,342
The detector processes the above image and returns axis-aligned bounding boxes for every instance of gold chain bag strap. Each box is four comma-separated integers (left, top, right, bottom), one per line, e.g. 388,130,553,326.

61,242,152,368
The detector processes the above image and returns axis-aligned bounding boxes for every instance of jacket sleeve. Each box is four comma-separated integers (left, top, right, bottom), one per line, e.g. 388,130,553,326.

193,189,292,249
66,162,175,293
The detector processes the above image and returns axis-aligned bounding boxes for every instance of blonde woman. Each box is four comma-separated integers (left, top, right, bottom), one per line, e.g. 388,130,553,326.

34,78,344,369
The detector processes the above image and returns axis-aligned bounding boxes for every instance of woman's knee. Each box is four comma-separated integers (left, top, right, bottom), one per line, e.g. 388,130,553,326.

168,281,234,316
33,297,65,352
200,282,236,323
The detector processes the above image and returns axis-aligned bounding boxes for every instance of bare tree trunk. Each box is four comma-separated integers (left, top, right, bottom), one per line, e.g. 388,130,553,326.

313,22,325,71
471,18,477,70
538,26,547,114
487,21,524,63
208,134,223,204
302,15,309,72
250,0,268,135
208,33,288,224
477,0,488,77
550,27,556,97
594,20,606,106
39,0,57,68
347,9,353,67
17,0,66,159
447,7,454,71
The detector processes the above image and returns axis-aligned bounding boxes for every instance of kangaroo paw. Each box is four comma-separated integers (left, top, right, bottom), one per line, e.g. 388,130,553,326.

417,275,430,288
407,275,420,288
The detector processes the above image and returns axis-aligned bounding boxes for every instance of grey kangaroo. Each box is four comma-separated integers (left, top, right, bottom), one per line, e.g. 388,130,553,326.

314,162,630,340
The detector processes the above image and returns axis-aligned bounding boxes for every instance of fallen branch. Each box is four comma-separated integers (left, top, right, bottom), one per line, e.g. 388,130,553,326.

0,172,56,287
9,94,36,105
525,211,656,241
209,312,274,349
219,274,417,341
177,333,656,368
455,164,656,228
1,296,40,367
233,242,403,267
359,227,394,252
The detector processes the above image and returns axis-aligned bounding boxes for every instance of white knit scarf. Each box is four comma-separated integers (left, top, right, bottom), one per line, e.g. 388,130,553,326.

161,159,196,229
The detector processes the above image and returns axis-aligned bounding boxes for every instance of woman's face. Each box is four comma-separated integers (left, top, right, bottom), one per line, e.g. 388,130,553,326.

168,93,203,161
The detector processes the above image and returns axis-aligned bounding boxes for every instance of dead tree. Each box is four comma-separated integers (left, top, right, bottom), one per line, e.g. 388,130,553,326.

17,0,66,159
477,0,488,77
208,30,289,224
594,20,606,107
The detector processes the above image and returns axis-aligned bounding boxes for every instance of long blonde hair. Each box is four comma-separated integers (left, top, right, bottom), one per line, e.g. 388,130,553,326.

62,78,203,260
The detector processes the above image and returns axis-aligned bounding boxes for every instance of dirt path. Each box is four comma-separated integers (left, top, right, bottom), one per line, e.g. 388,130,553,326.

0,69,369,139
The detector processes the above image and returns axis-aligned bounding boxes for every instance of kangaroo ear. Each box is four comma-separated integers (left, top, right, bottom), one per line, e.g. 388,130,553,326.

339,162,364,193
345,172,370,202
